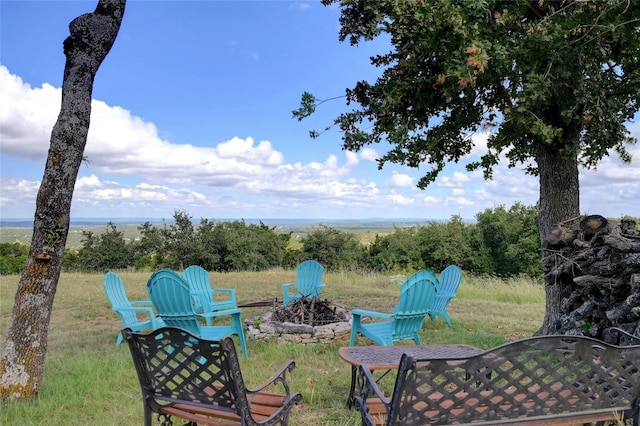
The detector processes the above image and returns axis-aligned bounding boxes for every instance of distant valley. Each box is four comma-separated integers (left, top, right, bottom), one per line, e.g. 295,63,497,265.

0,217,444,250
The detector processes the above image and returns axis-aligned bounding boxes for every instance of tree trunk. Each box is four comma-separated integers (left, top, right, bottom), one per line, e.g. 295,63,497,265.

0,0,125,401
536,143,580,335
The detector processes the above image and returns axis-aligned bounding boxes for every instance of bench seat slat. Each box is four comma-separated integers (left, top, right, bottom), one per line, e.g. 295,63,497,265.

162,399,288,424
355,334,640,426
365,395,631,426
162,404,241,425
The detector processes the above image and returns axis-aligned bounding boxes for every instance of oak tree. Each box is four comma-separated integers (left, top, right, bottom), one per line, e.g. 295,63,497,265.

0,0,126,401
295,0,640,333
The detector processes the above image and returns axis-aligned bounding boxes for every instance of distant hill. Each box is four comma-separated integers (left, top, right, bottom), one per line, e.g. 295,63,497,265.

0,217,452,250
1,217,442,229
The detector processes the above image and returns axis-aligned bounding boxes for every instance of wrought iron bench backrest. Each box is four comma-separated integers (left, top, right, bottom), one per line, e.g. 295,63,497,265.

124,326,252,421
387,335,640,425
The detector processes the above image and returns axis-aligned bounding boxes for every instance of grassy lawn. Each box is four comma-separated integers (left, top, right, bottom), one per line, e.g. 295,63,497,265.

0,270,544,425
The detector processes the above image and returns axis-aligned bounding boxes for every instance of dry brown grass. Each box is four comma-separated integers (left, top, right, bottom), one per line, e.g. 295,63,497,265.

0,269,545,425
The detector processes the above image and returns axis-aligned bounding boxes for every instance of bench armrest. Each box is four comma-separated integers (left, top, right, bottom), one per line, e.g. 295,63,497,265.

607,327,640,344
247,359,297,396
244,359,303,424
353,365,391,426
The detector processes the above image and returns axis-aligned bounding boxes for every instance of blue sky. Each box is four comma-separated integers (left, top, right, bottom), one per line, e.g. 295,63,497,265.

1,1,638,221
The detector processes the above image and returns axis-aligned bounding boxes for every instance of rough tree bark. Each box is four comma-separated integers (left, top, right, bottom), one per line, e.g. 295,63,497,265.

536,143,580,335
0,0,125,401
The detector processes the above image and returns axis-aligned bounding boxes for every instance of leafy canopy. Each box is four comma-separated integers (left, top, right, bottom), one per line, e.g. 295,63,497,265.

294,0,639,188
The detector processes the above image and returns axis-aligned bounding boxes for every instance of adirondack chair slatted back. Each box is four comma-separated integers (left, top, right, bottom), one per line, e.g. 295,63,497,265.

437,265,462,295
103,271,163,346
182,265,214,313
124,327,302,426
384,336,640,425
147,269,201,335
428,265,462,326
182,265,237,315
283,260,326,305
147,268,248,358
391,270,439,341
295,260,324,297
104,272,136,326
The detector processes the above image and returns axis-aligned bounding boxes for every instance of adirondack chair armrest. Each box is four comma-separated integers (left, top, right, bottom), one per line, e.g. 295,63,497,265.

190,290,210,301
116,306,155,316
353,365,391,426
130,300,154,306
198,307,243,321
247,359,297,395
282,282,295,291
211,288,236,300
352,309,393,319
116,306,163,328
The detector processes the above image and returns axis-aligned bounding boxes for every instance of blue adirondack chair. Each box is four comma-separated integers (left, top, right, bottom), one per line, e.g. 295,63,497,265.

282,260,326,305
182,265,237,324
428,264,462,326
349,270,438,346
103,271,165,346
147,268,248,358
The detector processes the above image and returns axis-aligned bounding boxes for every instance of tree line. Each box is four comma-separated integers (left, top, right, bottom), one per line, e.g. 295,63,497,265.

1,203,543,277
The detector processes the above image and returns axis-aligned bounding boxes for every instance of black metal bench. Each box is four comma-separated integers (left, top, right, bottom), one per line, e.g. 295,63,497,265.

123,327,303,426
354,333,640,425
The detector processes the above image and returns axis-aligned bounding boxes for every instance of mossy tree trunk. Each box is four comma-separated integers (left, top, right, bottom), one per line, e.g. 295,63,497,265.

0,0,125,401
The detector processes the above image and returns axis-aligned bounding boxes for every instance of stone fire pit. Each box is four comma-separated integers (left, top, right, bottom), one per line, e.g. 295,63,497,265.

244,299,352,345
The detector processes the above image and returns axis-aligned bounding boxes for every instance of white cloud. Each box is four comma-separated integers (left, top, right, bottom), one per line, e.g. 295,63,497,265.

0,60,389,217
0,177,40,206
444,196,475,207
1,65,638,220
387,172,414,188
387,193,414,205
344,150,360,168
437,171,471,188
469,131,490,157
291,2,311,11
419,195,440,206
0,67,59,161
360,148,379,161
